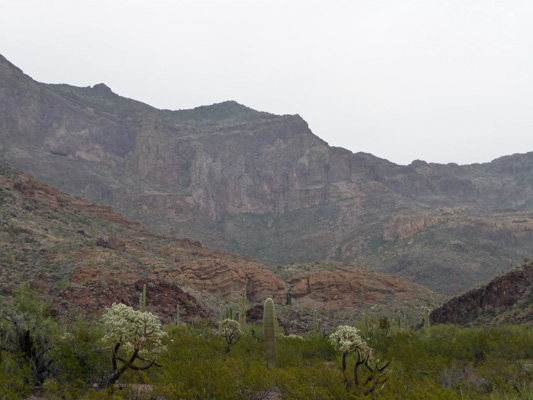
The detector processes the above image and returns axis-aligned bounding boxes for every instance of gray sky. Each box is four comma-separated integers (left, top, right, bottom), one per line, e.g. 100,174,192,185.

1,0,533,165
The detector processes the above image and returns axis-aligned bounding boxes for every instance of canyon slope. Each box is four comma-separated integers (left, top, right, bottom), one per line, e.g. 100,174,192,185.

0,162,436,325
2,54,533,295
430,260,533,326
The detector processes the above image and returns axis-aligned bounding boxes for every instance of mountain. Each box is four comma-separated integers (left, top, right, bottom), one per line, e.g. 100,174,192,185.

0,162,436,325
1,53,533,295
429,260,533,326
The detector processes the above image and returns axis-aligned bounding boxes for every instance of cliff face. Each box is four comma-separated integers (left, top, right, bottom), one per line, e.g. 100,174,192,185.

2,54,533,295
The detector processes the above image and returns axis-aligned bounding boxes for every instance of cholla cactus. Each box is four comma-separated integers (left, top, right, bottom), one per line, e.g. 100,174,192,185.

219,318,243,352
330,325,390,395
101,303,167,386
329,325,369,356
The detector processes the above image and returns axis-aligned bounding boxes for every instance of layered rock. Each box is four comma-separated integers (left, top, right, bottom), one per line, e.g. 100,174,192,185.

150,259,288,305
286,269,433,310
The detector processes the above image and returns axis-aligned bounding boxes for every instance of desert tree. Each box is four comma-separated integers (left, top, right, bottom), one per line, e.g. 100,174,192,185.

0,285,57,386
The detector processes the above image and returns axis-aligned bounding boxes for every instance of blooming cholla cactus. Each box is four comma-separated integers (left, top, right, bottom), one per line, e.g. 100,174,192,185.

219,318,243,352
329,325,369,355
101,303,167,386
330,325,390,395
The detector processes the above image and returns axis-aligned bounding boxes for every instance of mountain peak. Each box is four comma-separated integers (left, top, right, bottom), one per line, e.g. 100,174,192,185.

92,83,113,93
170,100,276,124
0,53,24,75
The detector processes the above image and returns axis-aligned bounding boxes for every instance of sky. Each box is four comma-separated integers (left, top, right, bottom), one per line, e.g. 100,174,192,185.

1,0,533,165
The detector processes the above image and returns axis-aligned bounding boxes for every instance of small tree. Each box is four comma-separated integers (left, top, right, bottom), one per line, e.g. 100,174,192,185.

218,318,243,353
329,325,390,395
0,285,57,386
101,303,167,387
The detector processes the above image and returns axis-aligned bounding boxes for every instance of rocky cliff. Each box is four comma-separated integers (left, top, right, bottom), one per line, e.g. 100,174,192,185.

2,54,533,295
429,260,533,326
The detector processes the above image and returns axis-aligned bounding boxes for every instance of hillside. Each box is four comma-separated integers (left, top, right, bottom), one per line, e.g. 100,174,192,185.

0,162,438,326
1,54,533,295
430,260,533,326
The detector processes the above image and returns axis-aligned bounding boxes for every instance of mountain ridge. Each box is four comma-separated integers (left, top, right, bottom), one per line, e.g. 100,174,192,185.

1,54,533,295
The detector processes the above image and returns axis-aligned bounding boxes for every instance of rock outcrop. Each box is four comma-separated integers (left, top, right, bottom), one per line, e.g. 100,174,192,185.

430,261,533,326
150,259,288,305
57,276,211,324
286,269,433,310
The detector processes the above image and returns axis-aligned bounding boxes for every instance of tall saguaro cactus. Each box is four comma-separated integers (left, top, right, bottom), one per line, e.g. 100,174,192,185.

263,298,278,368
424,307,431,338
239,288,247,330
139,284,147,312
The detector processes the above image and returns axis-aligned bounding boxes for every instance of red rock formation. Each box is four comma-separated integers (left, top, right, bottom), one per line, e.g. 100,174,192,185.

151,259,287,305
430,261,533,326
287,269,432,310
57,277,210,324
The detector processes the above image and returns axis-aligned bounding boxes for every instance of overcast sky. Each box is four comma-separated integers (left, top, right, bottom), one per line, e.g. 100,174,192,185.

1,0,533,165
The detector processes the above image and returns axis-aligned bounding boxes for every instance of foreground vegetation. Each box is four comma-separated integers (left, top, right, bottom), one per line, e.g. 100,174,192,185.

0,288,532,399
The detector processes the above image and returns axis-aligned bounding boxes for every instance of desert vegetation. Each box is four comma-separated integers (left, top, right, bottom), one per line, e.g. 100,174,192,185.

0,287,532,399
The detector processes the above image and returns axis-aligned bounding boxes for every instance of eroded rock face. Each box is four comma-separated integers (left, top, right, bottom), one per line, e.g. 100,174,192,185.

286,269,432,310
150,259,288,305
57,276,210,324
383,214,442,241
430,261,533,326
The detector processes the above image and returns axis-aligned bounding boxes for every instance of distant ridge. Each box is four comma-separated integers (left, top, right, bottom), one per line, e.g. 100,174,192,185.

1,53,533,296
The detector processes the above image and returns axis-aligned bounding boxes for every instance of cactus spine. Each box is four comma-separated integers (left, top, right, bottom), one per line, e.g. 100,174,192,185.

263,298,278,368
239,288,247,330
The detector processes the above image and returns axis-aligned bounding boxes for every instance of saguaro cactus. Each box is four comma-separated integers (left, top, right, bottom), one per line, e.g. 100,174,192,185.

263,298,278,368
424,307,431,338
313,309,321,335
139,284,147,312
239,288,247,330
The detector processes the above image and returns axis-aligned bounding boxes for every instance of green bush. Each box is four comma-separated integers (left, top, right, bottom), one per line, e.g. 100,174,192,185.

0,288,532,399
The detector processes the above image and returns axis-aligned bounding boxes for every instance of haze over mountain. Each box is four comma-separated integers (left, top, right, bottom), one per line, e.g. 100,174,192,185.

1,54,533,296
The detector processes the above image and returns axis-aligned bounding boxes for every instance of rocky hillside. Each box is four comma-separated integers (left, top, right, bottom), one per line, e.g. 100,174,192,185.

0,163,437,325
2,54,533,295
429,260,533,326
